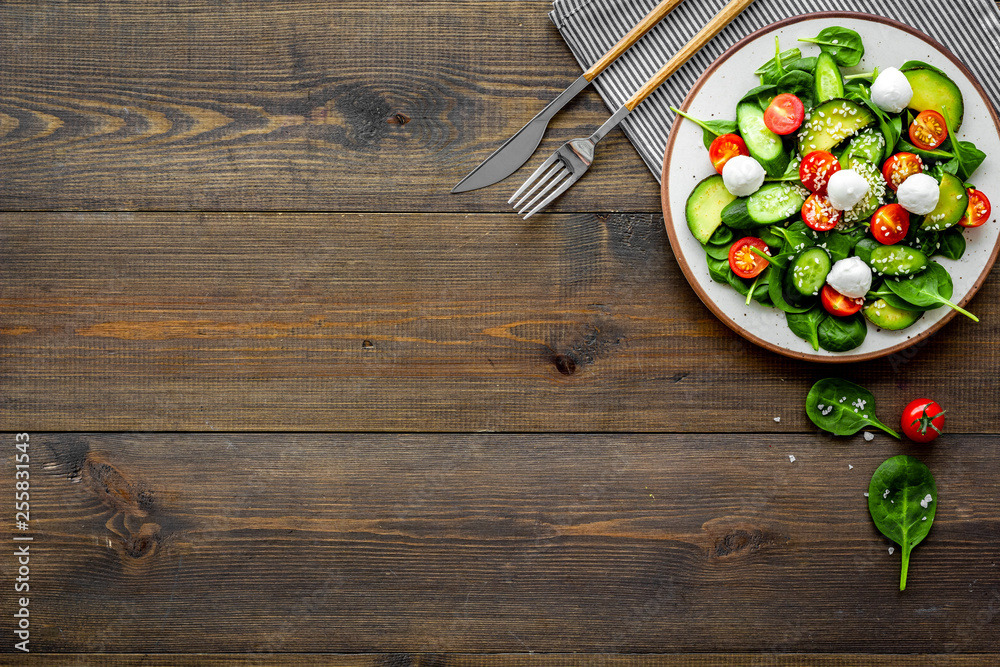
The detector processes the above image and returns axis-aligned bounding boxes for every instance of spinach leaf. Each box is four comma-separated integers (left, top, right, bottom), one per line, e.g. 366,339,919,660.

776,70,815,110
786,306,826,350
805,378,900,438
866,285,938,312
786,56,817,73
868,454,937,590
707,256,730,284
755,46,803,85
670,107,739,151
936,227,966,260
726,268,753,295
885,262,979,321
799,26,864,67
709,224,734,246
770,222,814,255
899,60,948,77
817,312,867,352
815,227,864,263
758,227,784,251
741,84,778,111
947,140,986,181
896,138,953,162
702,242,731,260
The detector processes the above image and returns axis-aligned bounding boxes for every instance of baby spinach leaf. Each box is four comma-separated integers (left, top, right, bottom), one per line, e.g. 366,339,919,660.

885,262,978,322
799,26,864,67
817,312,867,352
805,378,900,438
899,60,948,77
948,140,986,181
776,70,815,110
709,224,734,246
936,227,966,260
786,306,826,350
701,242,731,260
741,84,778,111
670,107,739,150
786,56,817,74
707,256,730,284
865,285,937,312
868,455,937,590
755,46,803,85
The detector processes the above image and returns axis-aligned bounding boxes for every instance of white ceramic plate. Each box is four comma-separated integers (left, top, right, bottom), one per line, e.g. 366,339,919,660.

661,12,1000,362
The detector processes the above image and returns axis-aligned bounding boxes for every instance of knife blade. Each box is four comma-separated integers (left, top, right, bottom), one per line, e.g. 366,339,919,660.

452,0,686,193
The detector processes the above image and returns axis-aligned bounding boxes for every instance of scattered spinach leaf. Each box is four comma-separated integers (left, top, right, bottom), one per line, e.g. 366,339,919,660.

868,454,937,590
786,306,826,350
865,285,937,312
885,262,979,321
817,312,867,352
805,378,900,438
670,107,739,151
786,56,817,73
948,140,986,181
799,26,864,67
766,255,812,314
741,84,778,110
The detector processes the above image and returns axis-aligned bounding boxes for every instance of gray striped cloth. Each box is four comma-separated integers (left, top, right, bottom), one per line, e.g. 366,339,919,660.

550,0,1000,181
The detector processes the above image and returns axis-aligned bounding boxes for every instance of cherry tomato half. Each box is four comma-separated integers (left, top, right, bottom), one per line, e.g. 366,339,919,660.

881,152,923,191
799,150,841,194
728,237,770,279
901,398,946,443
959,188,991,228
763,93,805,135
908,110,949,151
820,285,864,316
801,193,841,232
708,133,750,174
871,203,910,245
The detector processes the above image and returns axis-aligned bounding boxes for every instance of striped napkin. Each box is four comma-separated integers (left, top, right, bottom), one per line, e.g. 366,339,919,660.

549,0,1000,181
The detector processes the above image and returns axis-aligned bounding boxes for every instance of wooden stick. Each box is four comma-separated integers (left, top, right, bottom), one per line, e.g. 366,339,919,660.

583,0,687,82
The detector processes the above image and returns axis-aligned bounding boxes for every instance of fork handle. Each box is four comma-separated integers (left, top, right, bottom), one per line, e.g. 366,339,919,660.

582,0,686,82
624,0,756,111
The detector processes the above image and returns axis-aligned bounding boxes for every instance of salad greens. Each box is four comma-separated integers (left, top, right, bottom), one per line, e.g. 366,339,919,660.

868,455,938,590
805,378,899,438
678,26,991,352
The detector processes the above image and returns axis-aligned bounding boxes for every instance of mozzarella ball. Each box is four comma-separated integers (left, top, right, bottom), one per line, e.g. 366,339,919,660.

896,172,940,215
826,169,870,210
871,67,913,114
826,256,873,299
722,155,766,197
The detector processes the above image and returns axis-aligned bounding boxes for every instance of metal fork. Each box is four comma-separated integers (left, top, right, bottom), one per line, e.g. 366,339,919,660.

510,0,755,219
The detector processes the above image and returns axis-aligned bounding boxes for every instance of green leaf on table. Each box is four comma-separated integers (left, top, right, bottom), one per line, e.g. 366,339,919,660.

805,377,899,438
868,454,937,590
799,26,865,67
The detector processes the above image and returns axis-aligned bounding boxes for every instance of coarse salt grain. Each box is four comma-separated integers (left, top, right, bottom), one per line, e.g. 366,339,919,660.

789,455,796,463
864,432,874,441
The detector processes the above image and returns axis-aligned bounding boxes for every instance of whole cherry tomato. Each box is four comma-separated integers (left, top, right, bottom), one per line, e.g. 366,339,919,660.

901,399,946,443
763,93,806,135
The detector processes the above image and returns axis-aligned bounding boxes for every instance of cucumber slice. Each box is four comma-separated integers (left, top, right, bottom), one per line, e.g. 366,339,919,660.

868,245,930,277
813,51,844,104
845,128,886,164
746,183,807,225
901,66,964,132
797,99,875,155
784,246,832,305
919,172,969,231
863,298,923,330
737,101,790,177
685,174,739,244
842,156,886,224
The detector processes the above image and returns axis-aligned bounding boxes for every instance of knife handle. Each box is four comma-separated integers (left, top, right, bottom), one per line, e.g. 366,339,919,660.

624,0,755,111
582,0,686,82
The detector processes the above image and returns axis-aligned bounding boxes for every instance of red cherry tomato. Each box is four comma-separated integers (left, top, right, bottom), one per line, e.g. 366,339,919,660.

801,193,841,232
908,110,949,150
959,188,991,228
763,93,806,135
820,285,864,316
881,152,923,191
870,203,911,245
728,237,770,279
799,150,841,194
708,133,750,174
901,398,946,442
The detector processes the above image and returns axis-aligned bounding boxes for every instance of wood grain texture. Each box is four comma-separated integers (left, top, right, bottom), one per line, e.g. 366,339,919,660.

2,433,998,654
0,0,659,213
3,211,999,431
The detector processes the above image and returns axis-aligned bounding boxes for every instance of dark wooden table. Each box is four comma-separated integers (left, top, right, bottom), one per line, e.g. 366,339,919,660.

2,2,999,664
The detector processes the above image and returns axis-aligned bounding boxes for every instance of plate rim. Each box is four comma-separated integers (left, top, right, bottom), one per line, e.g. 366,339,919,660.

660,10,1000,363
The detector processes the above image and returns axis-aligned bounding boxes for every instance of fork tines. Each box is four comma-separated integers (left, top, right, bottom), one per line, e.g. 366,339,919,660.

508,156,573,220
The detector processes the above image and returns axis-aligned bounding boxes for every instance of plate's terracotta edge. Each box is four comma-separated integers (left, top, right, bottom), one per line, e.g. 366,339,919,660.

661,11,1000,364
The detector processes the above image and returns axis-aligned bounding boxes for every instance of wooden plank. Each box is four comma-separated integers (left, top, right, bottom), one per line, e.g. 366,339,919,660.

3,433,998,654
5,655,1000,666
3,212,999,431
0,1,659,213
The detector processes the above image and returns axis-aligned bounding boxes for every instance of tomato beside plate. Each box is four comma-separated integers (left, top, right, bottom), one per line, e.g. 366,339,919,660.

901,399,946,442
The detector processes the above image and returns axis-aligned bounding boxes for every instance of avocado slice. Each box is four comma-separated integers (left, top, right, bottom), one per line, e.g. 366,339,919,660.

863,298,923,330
901,66,965,133
686,174,738,244
919,172,968,231
797,99,875,155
